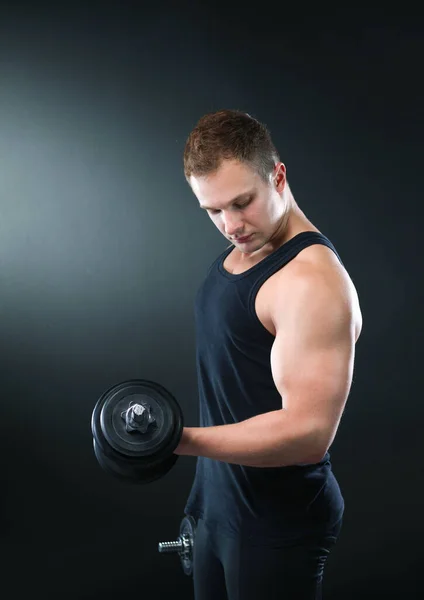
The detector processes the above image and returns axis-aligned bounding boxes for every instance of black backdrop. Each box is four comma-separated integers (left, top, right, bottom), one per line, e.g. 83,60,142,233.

0,6,422,599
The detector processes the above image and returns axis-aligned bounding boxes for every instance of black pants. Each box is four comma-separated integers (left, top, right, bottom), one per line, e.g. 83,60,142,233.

193,519,341,600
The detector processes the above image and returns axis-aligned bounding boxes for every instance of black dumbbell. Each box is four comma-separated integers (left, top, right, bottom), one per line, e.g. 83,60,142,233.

91,379,184,484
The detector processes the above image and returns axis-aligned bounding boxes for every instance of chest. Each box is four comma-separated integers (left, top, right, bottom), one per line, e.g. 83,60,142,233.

222,252,278,337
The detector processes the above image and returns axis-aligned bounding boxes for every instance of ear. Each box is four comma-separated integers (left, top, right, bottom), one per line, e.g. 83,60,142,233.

273,162,286,193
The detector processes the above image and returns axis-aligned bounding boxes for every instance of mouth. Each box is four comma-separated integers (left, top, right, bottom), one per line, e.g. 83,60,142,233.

234,234,253,243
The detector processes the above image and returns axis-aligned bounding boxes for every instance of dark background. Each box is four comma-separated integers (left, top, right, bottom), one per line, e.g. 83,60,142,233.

0,4,422,599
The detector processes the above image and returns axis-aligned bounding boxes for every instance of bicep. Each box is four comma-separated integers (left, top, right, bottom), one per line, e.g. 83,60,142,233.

270,273,356,443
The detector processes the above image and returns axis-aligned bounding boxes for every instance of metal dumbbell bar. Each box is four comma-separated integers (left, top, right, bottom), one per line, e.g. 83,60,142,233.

158,515,196,576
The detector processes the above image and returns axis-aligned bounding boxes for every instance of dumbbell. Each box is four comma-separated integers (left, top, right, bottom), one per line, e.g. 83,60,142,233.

158,515,197,576
91,379,184,484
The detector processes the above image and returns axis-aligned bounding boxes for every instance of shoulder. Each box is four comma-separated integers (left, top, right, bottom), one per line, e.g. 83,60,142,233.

269,243,362,338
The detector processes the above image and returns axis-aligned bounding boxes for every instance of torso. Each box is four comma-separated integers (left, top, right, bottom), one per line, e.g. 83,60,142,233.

222,234,362,342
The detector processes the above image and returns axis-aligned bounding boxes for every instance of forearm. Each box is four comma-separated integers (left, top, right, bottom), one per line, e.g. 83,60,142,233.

174,409,325,467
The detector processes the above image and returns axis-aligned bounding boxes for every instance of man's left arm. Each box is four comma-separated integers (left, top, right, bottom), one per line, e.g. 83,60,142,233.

175,265,357,467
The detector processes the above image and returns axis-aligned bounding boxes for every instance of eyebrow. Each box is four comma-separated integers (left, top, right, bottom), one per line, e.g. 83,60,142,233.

199,191,254,211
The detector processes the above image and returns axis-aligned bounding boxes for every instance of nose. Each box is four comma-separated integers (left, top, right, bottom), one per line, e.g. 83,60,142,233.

222,211,244,237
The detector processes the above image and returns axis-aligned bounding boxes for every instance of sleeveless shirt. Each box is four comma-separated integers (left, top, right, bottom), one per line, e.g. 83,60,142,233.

184,232,345,544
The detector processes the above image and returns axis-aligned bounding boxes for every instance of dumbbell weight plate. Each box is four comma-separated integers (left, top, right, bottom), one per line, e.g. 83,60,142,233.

91,379,183,484
179,515,197,576
92,379,183,458
93,438,180,484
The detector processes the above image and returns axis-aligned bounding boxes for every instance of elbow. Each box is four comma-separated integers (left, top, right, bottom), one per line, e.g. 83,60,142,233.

290,441,327,467
301,447,327,465
307,449,328,464
305,427,332,464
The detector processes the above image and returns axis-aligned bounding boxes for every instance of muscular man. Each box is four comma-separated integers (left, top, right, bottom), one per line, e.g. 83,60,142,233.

174,109,362,599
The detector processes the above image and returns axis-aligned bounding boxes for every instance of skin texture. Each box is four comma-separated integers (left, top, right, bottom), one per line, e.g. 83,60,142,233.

175,159,362,467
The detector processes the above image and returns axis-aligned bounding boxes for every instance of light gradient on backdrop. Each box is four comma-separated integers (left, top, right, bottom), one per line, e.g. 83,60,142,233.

0,9,421,600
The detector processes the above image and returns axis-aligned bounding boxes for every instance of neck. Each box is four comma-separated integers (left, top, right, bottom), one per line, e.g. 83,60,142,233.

267,191,313,248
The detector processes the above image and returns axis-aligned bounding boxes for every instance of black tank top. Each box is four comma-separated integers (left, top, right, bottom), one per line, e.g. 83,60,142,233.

184,232,345,544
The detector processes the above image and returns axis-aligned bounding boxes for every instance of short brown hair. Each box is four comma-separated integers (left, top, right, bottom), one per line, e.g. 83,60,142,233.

183,109,280,183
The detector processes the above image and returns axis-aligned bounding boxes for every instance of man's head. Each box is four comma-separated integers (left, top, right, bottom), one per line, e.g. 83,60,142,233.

184,109,290,252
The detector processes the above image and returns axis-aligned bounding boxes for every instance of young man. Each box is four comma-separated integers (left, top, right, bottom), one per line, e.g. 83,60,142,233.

174,109,362,599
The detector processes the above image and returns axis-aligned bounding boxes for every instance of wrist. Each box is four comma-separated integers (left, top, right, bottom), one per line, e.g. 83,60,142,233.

174,427,194,456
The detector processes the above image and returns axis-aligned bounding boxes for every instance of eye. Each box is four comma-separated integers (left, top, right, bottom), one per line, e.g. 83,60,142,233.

235,198,251,210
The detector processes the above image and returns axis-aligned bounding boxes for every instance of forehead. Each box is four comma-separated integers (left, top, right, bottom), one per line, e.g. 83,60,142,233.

190,160,260,206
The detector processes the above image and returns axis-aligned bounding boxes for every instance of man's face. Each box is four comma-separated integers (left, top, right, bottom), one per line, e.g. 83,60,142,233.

190,159,286,253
